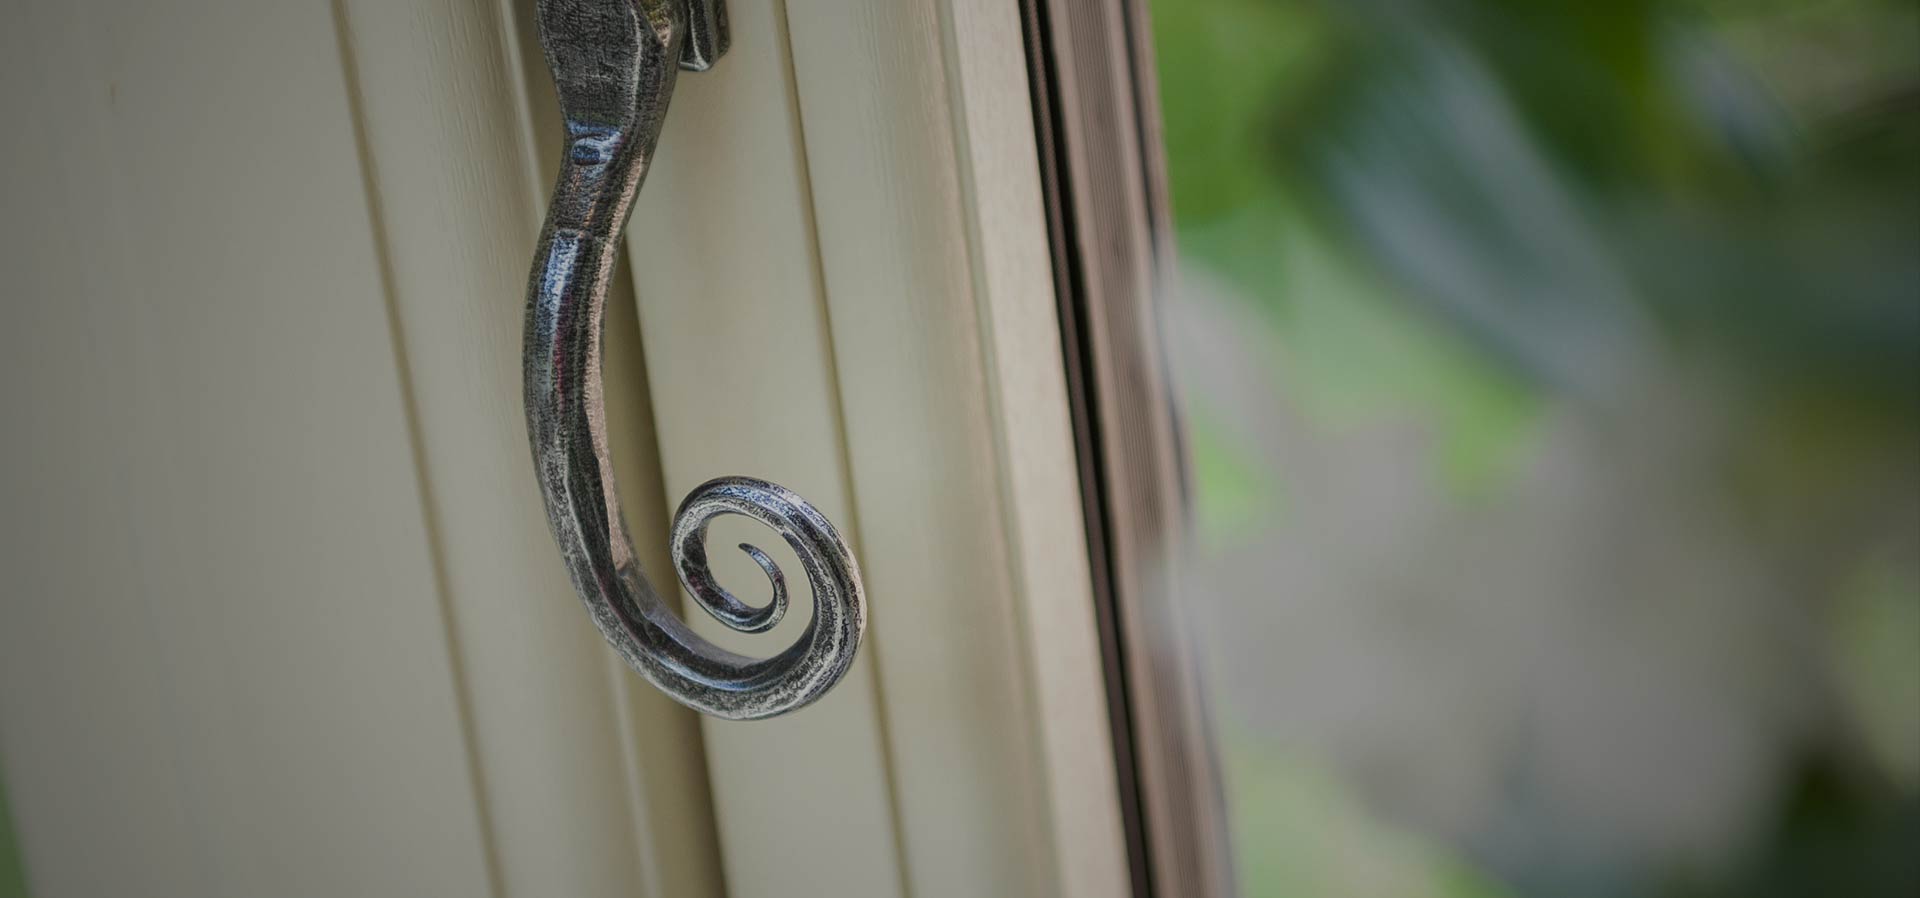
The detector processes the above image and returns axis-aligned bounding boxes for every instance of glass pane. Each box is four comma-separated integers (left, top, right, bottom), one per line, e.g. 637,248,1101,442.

1148,2,1919,896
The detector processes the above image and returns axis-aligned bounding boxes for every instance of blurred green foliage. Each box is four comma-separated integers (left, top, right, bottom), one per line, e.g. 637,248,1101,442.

1149,0,1918,895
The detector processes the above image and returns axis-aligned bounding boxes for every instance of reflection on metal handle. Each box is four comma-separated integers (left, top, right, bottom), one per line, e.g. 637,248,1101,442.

523,0,865,720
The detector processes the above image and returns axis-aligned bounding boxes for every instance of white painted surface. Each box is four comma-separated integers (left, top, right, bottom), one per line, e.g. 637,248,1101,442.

785,0,1130,893
0,2,498,895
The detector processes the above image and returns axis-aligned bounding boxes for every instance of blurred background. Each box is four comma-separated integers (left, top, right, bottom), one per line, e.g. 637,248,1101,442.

1150,0,1919,895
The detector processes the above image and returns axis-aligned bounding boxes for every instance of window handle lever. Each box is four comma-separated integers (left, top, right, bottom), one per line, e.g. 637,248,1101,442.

523,0,866,720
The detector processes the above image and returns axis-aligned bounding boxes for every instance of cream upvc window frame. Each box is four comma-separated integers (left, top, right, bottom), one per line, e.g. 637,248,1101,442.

0,0,1128,895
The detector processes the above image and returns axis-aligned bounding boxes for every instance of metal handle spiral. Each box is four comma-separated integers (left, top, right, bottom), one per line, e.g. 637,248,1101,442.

523,0,865,720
